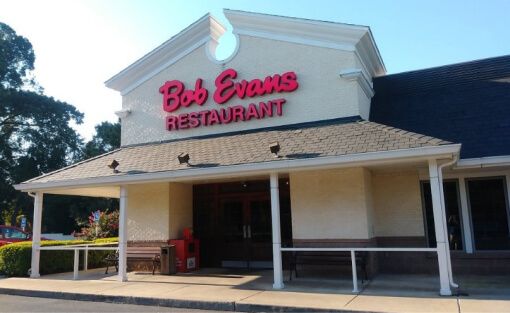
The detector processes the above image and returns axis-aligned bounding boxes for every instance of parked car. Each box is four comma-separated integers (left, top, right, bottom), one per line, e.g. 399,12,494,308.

0,225,32,247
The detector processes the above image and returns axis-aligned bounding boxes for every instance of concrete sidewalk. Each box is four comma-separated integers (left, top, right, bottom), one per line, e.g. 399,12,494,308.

0,269,509,312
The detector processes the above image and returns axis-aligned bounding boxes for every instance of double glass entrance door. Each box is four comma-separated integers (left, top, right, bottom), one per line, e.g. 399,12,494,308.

222,197,273,268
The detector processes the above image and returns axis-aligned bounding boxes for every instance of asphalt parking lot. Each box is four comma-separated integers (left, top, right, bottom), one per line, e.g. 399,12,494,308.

0,294,228,313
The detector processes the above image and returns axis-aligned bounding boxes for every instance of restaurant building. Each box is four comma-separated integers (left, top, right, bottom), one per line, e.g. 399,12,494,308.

15,10,510,296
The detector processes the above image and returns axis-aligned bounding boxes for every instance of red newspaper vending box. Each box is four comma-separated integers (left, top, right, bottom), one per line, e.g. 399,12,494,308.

169,231,199,273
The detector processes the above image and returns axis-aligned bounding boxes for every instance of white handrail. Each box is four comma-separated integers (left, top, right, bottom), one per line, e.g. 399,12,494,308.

281,246,438,293
39,246,118,251
39,242,118,248
281,247,437,252
37,243,119,280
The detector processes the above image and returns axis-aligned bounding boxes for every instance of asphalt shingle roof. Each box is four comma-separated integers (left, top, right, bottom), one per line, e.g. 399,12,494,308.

371,55,510,159
24,119,452,185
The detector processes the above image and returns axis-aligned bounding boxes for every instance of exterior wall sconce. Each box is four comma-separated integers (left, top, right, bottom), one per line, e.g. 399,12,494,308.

108,159,120,173
115,109,131,119
269,142,280,158
178,153,190,166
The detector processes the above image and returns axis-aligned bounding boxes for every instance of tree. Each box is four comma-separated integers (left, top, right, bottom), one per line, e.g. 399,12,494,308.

82,121,121,159
0,22,120,234
0,22,84,227
0,22,36,89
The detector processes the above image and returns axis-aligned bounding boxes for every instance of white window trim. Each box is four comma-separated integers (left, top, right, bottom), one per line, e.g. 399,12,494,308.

419,167,510,253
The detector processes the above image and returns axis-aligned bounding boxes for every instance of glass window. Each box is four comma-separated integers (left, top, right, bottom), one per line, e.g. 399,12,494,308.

467,177,510,250
421,180,463,250
3,228,28,239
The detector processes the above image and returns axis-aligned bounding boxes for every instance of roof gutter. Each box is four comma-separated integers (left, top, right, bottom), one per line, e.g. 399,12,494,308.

455,155,510,169
14,144,461,192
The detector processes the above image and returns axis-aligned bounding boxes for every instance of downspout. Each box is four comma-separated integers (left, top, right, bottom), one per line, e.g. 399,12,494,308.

438,155,459,288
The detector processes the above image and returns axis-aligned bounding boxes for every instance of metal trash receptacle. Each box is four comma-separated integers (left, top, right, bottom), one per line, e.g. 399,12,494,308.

160,245,176,275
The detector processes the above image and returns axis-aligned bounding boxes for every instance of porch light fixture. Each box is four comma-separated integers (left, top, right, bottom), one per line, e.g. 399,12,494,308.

178,153,190,166
108,159,120,173
269,142,280,157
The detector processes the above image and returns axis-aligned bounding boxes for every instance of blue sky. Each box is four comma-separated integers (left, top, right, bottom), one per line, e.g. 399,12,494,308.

1,0,509,139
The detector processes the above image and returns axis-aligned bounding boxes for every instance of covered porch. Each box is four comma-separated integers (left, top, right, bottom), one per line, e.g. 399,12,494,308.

20,158,460,296
13,120,464,296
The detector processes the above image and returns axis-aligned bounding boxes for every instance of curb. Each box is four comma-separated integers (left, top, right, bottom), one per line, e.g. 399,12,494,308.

235,303,363,313
0,288,235,311
0,287,365,313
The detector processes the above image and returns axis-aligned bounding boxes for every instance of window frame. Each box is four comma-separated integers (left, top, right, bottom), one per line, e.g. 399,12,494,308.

420,179,465,251
465,176,510,252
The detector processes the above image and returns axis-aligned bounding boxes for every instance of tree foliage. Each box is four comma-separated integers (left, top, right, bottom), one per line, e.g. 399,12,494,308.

83,121,121,159
0,22,120,233
0,23,35,89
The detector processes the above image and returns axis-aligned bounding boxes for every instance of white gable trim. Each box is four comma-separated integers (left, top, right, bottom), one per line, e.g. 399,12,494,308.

105,10,387,95
118,38,208,96
224,9,386,77
339,69,374,98
233,28,356,53
105,13,226,95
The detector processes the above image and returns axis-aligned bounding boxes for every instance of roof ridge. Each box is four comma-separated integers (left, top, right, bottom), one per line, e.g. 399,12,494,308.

382,54,510,78
23,148,122,184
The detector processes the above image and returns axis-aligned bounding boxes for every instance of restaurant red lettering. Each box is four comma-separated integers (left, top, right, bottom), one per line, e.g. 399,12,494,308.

213,68,298,104
160,69,298,131
159,78,208,113
165,99,287,131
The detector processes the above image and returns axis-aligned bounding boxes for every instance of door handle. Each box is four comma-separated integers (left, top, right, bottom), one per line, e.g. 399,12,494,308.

243,225,247,238
247,225,251,239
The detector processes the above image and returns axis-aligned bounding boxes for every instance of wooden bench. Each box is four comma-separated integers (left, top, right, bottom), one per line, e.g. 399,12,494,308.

105,247,161,275
289,251,368,282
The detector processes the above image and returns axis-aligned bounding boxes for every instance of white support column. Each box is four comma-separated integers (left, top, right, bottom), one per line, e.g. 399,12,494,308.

73,249,79,280
350,251,359,293
84,246,89,271
428,159,452,296
118,186,128,282
270,173,284,289
30,192,43,278
458,178,474,253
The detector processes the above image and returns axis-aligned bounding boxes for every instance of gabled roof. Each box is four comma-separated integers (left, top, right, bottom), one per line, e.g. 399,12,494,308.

104,13,225,95
15,118,459,191
224,9,385,77
105,9,386,96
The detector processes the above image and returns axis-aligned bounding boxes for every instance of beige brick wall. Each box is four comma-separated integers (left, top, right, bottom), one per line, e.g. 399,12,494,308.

169,183,193,239
126,183,170,241
126,182,193,241
121,35,362,146
372,171,425,237
290,168,374,239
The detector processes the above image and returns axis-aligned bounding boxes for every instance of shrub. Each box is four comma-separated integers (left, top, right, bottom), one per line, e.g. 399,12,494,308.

80,210,119,240
0,238,118,277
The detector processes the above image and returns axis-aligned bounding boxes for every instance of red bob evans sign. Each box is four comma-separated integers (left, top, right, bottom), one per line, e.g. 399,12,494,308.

159,68,298,131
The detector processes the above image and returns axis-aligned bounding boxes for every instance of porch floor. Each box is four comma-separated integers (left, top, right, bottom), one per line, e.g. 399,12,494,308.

0,268,509,312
